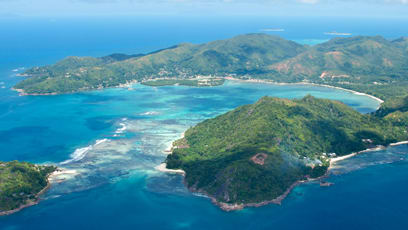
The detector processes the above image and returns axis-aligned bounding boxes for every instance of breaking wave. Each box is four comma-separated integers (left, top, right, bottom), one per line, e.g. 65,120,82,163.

330,144,408,175
60,138,109,165
46,118,188,197
139,111,160,116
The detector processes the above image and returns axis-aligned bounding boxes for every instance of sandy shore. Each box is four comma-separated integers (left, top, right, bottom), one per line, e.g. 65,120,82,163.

163,132,185,154
156,132,187,174
329,141,408,169
48,168,80,183
224,77,385,105
14,76,385,107
160,130,185,167
389,141,408,146
155,163,185,175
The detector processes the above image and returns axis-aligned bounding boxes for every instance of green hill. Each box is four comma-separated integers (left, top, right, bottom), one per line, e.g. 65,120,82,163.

166,96,408,208
11,33,408,211
13,34,307,94
13,34,408,101
268,36,408,99
375,95,408,117
0,161,56,214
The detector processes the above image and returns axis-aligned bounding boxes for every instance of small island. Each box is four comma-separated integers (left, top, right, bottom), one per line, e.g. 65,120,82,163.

0,161,56,215
165,96,408,210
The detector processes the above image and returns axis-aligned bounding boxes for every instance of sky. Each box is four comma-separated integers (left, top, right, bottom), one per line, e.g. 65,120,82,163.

0,0,408,18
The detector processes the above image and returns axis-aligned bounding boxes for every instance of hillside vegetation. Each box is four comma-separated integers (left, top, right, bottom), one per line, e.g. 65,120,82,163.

14,34,408,101
0,161,56,213
11,33,408,210
166,96,408,205
14,34,306,94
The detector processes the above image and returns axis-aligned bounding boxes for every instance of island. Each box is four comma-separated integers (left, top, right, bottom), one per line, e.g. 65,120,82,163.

9,33,408,211
12,34,408,102
0,161,56,215
165,96,408,210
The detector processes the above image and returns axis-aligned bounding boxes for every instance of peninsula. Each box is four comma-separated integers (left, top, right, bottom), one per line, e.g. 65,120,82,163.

166,96,408,210
0,161,56,215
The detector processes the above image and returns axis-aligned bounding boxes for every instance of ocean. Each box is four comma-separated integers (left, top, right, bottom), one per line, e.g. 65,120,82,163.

0,16,407,229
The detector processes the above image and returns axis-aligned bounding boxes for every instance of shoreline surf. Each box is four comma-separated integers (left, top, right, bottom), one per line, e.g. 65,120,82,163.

224,77,384,105
12,77,385,109
161,139,408,211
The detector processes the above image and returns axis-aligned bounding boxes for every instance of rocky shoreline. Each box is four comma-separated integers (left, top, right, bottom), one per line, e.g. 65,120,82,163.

164,140,408,212
218,141,408,211
208,173,331,211
211,181,302,211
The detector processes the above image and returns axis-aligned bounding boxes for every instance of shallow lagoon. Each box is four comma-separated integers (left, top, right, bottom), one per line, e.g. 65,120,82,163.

2,79,408,229
1,16,408,229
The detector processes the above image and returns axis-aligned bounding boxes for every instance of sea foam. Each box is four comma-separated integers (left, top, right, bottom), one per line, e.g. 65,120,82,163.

139,111,160,116
113,120,129,137
61,139,109,165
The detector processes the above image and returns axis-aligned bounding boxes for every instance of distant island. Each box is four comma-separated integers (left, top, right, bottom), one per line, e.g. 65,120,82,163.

0,161,56,215
166,95,408,210
12,34,408,105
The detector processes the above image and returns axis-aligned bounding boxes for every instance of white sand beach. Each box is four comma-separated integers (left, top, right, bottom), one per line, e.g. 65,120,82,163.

155,163,185,175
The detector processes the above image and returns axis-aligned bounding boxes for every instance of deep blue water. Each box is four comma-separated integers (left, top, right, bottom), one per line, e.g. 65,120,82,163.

0,16,408,229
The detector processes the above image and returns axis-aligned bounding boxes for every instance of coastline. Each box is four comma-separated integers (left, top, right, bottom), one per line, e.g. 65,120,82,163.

389,141,408,146
0,170,55,216
12,75,222,96
155,163,185,175
11,79,140,96
11,77,395,213
329,145,385,168
224,77,384,105
48,168,80,183
212,181,303,211
153,78,397,211
211,172,333,211
155,132,186,175
330,141,408,169
13,76,385,107
163,140,408,212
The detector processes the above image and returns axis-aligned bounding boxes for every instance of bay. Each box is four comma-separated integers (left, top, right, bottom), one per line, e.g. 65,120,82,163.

0,16,407,229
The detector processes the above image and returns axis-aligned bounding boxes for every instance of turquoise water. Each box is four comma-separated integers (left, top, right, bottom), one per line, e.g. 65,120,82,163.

1,17,408,229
